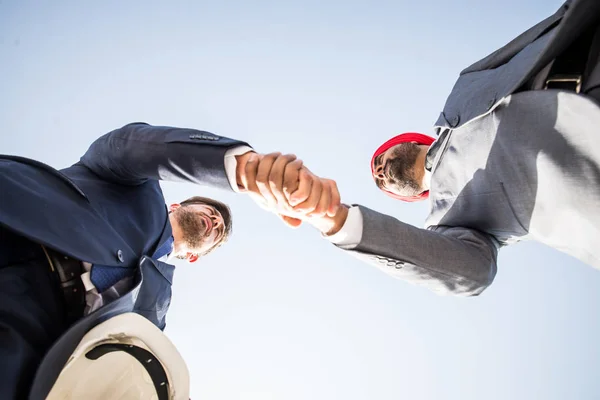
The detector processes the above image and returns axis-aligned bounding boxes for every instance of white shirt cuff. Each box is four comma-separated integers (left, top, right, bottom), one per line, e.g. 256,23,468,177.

224,145,254,192
325,206,363,247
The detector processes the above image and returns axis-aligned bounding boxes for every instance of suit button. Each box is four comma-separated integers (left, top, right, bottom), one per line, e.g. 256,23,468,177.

386,261,396,267
395,262,404,269
450,115,460,128
117,250,124,263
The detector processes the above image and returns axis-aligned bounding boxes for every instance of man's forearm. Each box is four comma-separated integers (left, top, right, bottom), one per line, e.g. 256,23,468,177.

346,206,499,296
80,123,247,187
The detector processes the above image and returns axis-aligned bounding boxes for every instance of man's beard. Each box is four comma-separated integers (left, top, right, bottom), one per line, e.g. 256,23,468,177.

387,143,423,196
173,206,208,254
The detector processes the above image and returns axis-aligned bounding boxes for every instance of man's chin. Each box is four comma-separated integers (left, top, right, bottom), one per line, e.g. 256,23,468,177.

389,186,423,198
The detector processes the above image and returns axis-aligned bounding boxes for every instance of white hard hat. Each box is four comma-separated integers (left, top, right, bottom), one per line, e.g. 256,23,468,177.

46,312,189,400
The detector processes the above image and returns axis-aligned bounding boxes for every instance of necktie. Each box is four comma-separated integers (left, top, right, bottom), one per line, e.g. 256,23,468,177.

91,236,174,293
153,235,174,261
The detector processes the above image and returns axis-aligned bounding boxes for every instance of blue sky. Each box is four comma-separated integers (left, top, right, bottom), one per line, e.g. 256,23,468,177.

2,1,599,399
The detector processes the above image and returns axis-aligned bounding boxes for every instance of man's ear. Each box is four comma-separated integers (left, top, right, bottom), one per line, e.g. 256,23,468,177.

169,203,181,213
187,253,199,263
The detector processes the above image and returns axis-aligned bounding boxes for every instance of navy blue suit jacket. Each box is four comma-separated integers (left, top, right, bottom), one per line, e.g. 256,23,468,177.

0,122,248,399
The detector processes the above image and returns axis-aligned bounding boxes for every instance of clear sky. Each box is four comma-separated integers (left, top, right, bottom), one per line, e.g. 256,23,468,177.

2,1,599,399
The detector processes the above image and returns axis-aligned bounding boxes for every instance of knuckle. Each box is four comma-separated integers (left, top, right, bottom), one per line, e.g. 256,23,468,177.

286,179,299,188
311,209,326,218
306,198,318,208
261,154,276,163
314,202,327,213
245,164,257,175
256,170,268,181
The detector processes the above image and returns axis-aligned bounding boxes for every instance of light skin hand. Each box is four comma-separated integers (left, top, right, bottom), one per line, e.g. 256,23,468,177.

237,151,348,233
271,156,302,207
237,152,305,217
287,168,340,217
303,203,349,236
287,170,347,235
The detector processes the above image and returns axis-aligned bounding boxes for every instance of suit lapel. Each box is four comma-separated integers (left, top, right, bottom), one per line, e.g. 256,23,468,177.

150,208,173,258
0,156,136,267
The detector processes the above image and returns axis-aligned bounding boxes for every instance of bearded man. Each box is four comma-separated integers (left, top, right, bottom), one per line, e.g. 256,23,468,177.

0,122,338,399
260,0,600,297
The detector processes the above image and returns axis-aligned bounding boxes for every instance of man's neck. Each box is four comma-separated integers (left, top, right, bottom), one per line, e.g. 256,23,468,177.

422,168,432,190
415,145,431,190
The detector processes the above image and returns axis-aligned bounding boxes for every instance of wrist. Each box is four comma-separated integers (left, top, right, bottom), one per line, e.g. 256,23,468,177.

235,151,256,190
308,205,349,236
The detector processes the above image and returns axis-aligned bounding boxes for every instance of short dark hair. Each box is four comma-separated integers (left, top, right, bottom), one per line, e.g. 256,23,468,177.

180,196,233,254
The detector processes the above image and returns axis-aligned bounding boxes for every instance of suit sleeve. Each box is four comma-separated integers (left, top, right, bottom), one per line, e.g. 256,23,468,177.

336,206,499,297
80,122,250,189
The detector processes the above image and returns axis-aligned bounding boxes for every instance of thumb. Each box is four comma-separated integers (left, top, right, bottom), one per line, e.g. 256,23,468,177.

278,214,303,228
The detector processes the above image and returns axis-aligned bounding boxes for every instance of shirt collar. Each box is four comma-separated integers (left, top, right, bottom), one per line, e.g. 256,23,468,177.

425,128,451,172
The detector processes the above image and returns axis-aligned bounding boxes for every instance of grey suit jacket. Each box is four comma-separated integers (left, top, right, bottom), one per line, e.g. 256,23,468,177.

340,0,600,296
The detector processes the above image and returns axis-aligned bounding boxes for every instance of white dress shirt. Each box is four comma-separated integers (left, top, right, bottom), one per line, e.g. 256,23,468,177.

324,206,364,248
224,145,254,192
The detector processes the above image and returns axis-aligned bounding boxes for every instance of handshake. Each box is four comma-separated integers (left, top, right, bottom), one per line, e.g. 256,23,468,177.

235,151,349,236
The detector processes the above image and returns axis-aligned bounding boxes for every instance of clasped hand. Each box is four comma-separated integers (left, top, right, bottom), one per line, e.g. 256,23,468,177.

236,152,341,228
